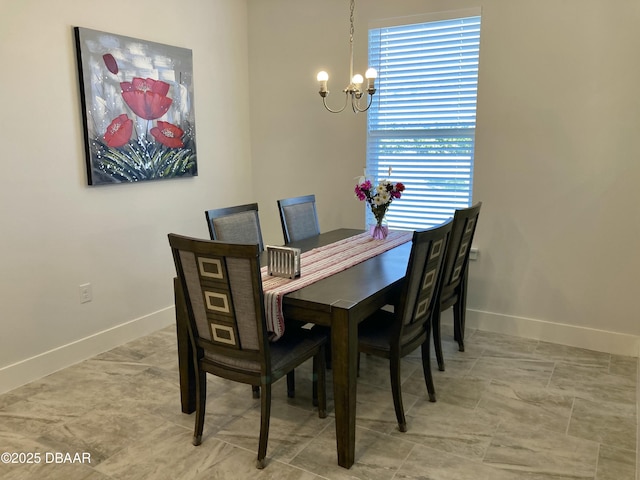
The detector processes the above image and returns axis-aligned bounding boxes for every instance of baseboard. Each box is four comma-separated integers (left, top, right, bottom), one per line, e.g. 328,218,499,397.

465,309,640,357
3,306,637,395
0,307,175,395
636,351,639,477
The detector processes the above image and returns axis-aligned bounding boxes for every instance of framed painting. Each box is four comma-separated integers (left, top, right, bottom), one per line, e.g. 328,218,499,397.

74,27,197,185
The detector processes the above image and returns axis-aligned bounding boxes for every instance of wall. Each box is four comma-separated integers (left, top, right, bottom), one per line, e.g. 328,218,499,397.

248,0,640,354
0,0,252,393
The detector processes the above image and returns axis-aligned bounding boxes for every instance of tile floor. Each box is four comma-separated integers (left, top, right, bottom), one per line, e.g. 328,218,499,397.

0,321,637,479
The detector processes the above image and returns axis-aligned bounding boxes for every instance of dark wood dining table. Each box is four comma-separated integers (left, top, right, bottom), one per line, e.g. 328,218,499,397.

173,228,412,468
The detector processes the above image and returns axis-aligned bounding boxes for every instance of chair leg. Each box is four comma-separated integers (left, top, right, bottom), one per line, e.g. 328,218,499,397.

256,382,271,469
424,315,437,401
193,369,207,446
312,358,318,407
252,386,260,398
389,355,407,432
454,271,468,352
453,302,465,352
286,371,295,398
421,340,437,402
432,308,445,371
314,346,327,418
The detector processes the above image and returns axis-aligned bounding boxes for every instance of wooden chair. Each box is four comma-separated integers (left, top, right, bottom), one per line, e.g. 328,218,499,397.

205,203,264,251
168,234,327,469
357,220,452,432
432,202,482,371
277,194,320,243
204,203,291,399
276,194,334,367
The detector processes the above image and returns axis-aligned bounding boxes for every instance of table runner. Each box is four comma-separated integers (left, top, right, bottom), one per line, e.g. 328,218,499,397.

261,230,413,340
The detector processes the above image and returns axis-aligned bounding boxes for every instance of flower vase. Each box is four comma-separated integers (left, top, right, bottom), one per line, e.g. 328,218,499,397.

370,218,389,240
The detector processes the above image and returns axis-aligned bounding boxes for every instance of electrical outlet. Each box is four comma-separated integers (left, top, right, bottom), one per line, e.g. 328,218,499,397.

468,247,479,261
79,283,92,303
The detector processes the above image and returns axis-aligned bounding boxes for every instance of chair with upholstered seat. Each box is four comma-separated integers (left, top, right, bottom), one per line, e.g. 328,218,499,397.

168,234,327,469
205,203,294,398
432,202,482,371
205,203,264,251
277,194,333,367
357,221,451,432
277,194,320,244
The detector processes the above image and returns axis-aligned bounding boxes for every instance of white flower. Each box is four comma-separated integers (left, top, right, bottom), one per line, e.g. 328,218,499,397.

376,182,389,195
374,192,390,205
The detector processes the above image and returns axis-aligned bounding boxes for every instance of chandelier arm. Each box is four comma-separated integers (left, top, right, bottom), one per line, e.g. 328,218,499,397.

351,92,374,113
322,93,349,114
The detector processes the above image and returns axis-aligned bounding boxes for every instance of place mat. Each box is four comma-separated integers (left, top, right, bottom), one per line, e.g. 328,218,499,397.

261,230,413,340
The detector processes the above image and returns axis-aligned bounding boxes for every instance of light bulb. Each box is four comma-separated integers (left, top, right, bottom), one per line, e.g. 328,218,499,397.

317,71,329,95
352,74,363,85
365,68,377,92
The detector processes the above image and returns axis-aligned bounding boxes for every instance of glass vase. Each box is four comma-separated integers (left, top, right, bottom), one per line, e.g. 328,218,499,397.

369,218,389,240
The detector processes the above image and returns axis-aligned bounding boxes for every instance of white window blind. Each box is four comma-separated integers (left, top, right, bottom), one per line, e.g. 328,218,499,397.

367,14,481,229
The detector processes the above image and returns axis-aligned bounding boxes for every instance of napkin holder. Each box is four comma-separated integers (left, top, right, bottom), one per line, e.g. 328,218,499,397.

266,245,301,279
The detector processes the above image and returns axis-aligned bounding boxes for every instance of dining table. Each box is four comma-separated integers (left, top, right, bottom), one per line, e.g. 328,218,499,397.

173,228,413,469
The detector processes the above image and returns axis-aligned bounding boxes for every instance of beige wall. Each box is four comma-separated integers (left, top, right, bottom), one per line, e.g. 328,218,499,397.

0,0,252,392
248,0,640,353
2,0,639,393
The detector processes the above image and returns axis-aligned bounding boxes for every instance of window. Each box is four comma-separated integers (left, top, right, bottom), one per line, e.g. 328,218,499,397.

367,12,481,229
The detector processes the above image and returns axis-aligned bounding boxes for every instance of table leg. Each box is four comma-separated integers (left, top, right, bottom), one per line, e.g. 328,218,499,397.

330,300,358,468
174,277,195,414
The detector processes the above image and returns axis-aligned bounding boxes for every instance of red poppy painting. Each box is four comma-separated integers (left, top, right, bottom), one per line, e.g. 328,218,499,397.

74,27,197,185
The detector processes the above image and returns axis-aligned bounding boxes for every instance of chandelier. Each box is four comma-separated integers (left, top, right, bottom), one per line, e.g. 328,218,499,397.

316,0,377,113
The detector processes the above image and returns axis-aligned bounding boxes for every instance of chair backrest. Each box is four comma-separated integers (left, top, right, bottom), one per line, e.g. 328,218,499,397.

205,203,264,252
277,194,320,243
394,221,452,352
439,202,482,302
169,234,270,376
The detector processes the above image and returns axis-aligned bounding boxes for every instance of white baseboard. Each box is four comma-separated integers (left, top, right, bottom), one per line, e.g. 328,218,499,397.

465,309,640,357
0,307,175,395
2,306,638,396
637,353,640,478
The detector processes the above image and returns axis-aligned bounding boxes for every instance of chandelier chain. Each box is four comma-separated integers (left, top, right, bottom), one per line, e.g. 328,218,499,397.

348,0,355,81
349,0,355,44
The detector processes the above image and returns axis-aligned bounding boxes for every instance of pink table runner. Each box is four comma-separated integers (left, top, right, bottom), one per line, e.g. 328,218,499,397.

261,230,413,340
